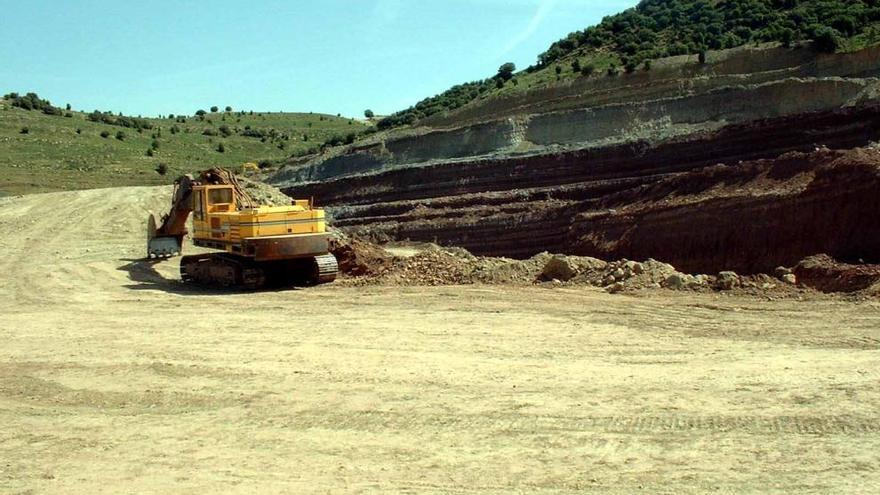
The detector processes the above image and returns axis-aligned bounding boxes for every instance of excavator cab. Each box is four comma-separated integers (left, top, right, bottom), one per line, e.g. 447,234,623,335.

203,186,235,213
193,185,235,220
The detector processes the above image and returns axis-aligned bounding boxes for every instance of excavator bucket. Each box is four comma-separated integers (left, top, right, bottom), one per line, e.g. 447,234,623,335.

147,211,182,258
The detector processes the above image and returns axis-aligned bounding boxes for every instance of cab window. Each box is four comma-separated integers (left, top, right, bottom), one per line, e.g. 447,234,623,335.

209,188,233,205
193,190,204,220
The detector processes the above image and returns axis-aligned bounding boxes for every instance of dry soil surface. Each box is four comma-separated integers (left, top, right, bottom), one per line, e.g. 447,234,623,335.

1,187,880,494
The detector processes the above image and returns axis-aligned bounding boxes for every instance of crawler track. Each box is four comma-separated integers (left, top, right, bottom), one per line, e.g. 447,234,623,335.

312,254,339,285
180,253,338,289
180,253,267,290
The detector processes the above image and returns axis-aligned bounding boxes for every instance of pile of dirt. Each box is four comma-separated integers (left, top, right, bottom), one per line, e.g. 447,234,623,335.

332,241,838,298
793,254,880,293
240,176,293,206
379,247,484,285
328,229,394,277
524,255,808,297
332,243,524,286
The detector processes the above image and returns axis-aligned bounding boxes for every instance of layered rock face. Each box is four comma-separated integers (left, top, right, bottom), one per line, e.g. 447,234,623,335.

273,45,880,185
272,45,880,274
570,147,880,273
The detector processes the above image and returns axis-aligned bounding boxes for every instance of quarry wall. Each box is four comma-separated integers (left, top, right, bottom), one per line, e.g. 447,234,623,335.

272,46,880,185
271,46,880,274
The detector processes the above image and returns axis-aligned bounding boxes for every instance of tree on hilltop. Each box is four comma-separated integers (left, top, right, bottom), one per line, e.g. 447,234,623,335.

813,26,842,53
497,62,516,81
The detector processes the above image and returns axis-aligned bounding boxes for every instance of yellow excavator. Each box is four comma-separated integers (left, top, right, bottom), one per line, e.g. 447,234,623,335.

147,168,337,289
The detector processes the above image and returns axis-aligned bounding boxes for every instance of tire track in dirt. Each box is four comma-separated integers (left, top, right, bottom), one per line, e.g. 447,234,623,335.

0,187,172,306
595,295,880,350
254,409,880,436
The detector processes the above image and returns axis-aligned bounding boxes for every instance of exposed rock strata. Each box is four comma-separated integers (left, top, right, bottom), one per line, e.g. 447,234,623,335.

272,46,880,275
281,111,880,274
272,45,880,184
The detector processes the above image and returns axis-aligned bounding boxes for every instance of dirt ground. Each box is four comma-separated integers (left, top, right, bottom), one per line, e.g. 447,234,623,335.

1,187,880,494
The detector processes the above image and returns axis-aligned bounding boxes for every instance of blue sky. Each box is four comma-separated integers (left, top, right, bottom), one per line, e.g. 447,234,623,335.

0,0,637,118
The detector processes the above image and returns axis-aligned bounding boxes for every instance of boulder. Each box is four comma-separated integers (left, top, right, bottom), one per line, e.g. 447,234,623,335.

775,266,793,278
626,261,645,275
690,274,710,289
540,255,578,282
643,259,677,281
716,271,741,290
663,273,691,290
606,282,625,294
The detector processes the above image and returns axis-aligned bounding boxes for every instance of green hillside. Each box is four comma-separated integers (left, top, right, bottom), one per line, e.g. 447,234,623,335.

378,0,880,129
0,94,369,195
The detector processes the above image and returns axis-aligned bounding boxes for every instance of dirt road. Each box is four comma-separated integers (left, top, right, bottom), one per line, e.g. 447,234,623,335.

1,187,879,494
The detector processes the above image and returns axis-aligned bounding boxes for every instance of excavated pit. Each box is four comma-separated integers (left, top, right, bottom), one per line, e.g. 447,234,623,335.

281,106,880,275
272,46,880,279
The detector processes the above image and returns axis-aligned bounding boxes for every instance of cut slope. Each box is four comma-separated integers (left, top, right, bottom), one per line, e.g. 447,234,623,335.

273,44,880,186
281,110,880,275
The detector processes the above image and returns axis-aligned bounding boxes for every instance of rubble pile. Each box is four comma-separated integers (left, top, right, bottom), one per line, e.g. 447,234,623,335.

793,254,880,293
240,176,295,206
328,229,394,277
331,239,878,297
379,247,483,285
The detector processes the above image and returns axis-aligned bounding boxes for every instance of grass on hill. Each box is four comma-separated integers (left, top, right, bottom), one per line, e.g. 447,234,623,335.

0,100,369,195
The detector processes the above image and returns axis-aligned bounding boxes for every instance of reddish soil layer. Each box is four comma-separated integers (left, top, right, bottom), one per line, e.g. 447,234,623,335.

284,107,880,274
329,232,393,277
794,254,880,293
572,148,880,273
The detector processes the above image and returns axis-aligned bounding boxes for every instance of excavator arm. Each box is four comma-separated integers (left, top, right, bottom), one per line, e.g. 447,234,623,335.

147,174,194,258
